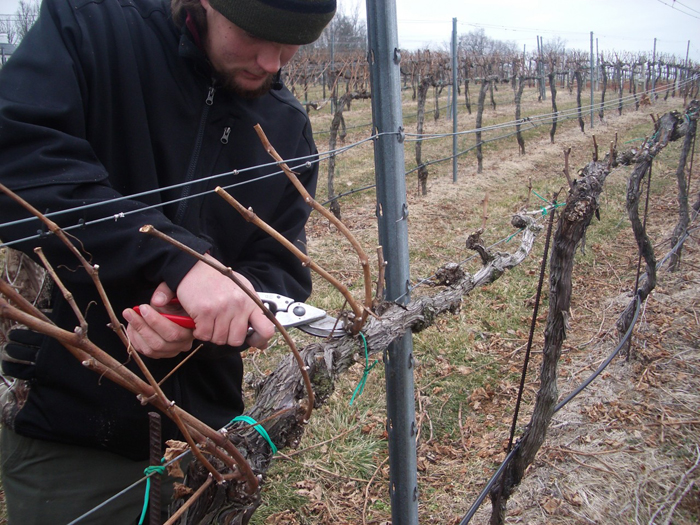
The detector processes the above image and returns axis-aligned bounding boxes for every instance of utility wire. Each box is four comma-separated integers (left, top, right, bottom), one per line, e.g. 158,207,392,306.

0,78,691,248
656,0,700,19
459,295,643,525
459,175,700,523
0,135,383,246
32,134,697,522
65,449,190,525
673,0,700,16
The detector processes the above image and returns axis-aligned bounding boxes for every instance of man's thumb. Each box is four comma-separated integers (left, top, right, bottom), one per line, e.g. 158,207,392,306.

151,282,175,307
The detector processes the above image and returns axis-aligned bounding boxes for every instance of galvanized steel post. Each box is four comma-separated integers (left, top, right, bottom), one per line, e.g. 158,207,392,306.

452,17,459,182
365,1,419,524
590,32,594,129
651,37,657,101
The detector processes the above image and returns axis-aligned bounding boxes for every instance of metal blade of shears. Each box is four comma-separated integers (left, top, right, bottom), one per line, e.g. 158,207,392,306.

261,293,345,337
296,315,346,338
132,292,343,337
257,292,327,329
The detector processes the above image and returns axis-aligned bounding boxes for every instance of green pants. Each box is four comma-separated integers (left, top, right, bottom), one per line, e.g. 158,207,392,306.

1,427,176,525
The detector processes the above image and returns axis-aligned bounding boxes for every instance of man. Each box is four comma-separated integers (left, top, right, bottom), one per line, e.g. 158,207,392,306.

0,0,335,522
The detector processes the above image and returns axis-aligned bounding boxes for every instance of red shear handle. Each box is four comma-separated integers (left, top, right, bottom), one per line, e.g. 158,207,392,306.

132,298,196,329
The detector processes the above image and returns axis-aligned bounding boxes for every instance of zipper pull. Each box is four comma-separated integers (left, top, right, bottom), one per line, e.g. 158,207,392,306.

220,126,231,144
206,86,216,106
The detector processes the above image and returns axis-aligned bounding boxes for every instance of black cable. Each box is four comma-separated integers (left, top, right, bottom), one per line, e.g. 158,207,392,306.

554,295,642,411
505,198,557,455
686,127,696,200
633,162,653,295
458,442,522,525
321,183,376,206
460,295,642,524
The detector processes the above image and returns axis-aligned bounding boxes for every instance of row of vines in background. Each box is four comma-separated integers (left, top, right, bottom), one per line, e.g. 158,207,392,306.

281,47,700,212
285,48,700,109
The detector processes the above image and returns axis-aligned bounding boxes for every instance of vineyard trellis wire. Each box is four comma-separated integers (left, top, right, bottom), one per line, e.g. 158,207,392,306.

309,71,699,139
462,166,700,524
1,35,698,524
4,75,691,254
330,78,695,207
7,101,695,522
31,189,699,525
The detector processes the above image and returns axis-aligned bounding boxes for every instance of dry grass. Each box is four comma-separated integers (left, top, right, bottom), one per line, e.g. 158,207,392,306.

0,83,697,525
248,89,700,525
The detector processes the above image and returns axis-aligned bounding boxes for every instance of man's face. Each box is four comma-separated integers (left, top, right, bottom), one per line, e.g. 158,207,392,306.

200,0,300,98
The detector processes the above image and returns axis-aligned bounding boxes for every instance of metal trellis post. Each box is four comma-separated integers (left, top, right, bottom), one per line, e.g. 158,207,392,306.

590,31,594,129
595,38,599,91
330,21,335,114
540,35,544,100
685,41,690,93
452,17,458,182
365,1,419,524
652,37,657,102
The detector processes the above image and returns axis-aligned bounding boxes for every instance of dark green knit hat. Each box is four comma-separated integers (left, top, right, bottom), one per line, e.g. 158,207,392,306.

208,0,337,45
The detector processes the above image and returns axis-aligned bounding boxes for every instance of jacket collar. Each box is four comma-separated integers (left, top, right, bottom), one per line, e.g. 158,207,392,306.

178,11,212,77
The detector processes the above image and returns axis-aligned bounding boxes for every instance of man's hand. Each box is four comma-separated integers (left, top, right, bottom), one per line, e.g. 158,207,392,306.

175,256,274,350
122,282,195,358
122,256,275,358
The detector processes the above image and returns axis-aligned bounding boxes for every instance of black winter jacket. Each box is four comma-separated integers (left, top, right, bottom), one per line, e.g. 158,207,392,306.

0,0,317,460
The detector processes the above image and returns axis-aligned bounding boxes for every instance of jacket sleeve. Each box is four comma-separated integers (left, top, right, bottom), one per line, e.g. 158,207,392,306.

0,0,210,293
229,121,318,302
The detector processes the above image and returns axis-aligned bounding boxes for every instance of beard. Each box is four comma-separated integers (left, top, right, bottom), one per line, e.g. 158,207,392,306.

216,70,275,99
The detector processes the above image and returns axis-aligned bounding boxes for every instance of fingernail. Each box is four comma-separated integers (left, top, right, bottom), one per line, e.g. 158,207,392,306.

153,292,167,305
139,304,150,318
123,309,133,323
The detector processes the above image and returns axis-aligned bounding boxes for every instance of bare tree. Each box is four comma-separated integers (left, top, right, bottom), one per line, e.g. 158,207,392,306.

305,2,367,56
541,36,567,55
12,0,39,43
0,16,17,45
0,0,38,46
459,28,517,58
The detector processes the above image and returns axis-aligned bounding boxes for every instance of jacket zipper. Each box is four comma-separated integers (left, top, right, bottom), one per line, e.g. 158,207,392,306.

220,126,231,144
173,85,216,226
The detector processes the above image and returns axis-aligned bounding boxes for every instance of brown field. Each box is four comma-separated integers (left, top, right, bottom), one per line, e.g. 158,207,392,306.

249,87,699,525
0,83,698,525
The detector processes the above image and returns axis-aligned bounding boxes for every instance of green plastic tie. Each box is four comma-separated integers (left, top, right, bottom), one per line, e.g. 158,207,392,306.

541,201,565,217
532,190,551,205
350,332,378,406
231,415,277,455
505,228,524,244
138,462,166,525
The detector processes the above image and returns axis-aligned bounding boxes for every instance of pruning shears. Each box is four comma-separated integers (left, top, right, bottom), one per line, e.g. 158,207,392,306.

132,292,344,338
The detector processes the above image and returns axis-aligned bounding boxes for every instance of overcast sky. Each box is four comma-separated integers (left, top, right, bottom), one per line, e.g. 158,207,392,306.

1,0,698,61
394,0,699,61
